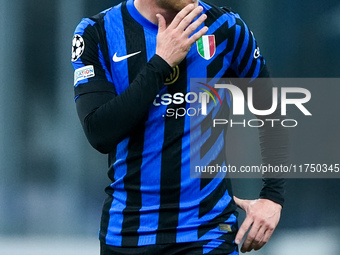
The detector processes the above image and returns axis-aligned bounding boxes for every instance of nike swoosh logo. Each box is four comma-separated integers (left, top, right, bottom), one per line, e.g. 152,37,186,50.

112,51,141,62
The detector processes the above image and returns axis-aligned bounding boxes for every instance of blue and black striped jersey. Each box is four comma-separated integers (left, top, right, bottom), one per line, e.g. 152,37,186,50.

71,0,271,248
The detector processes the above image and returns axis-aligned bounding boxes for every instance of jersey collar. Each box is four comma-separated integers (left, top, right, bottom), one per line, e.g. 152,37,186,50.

126,0,158,33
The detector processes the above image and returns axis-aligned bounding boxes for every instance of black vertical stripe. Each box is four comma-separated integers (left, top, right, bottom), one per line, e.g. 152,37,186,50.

100,151,116,240
213,20,231,47
156,60,188,244
223,67,237,78
80,25,107,82
238,25,254,75
231,18,246,65
120,2,148,246
90,13,113,92
204,3,225,28
100,193,114,242
108,150,117,179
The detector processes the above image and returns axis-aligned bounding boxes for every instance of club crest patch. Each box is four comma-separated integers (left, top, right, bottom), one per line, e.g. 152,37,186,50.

165,65,180,85
72,34,85,62
196,35,216,60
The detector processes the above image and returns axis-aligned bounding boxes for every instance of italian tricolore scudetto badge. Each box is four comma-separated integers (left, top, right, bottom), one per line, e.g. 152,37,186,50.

196,35,216,60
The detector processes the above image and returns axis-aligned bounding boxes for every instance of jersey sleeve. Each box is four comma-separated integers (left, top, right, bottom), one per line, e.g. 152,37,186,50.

71,19,173,154
256,79,288,206
72,18,114,95
230,15,266,79
227,14,288,206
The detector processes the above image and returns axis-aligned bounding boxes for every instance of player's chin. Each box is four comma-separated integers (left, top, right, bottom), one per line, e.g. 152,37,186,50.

178,0,199,11
186,0,199,8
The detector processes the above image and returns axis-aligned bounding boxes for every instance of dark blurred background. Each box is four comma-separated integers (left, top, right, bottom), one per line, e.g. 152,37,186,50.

1,0,339,254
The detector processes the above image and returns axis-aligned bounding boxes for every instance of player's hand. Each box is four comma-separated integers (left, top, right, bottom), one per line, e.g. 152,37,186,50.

234,196,282,253
156,4,208,67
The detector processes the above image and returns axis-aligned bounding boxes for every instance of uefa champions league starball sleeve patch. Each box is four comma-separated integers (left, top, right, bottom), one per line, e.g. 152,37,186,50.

72,34,85,62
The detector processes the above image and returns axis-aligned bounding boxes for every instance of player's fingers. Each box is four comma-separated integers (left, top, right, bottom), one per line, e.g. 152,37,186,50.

250,225,267,251
252,238,266,251
184,13,207,38
177,5,204,31
156,14,166,33
249,220,276,251
187,26,208,45
240,221,261,253
242,238,263,253
261,225,275,245
168,4,195,29
235,216,253,245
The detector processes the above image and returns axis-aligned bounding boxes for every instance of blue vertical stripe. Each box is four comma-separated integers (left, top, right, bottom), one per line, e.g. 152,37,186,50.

106,138,130,245
104,4,130,95
98,43,113,83
137,27,165,246
137,106,165,245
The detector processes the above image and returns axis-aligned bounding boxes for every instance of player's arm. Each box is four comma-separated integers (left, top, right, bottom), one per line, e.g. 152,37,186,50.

229,14,288,206
228,14,288,253
246,70,288,206
72,20,172,154
72,5,207,154
234,74,288,253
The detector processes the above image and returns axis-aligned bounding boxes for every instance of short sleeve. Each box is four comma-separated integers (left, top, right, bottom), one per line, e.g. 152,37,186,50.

71,18,114,100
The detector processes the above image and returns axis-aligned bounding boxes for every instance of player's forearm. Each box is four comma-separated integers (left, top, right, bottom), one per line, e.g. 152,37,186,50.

257,108,288,206
258,107,288,207
77,55,172,153
251,75,289,206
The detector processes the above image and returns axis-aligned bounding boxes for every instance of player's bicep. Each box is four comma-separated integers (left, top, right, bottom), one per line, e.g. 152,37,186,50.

72,19,114,97
71,19,116,117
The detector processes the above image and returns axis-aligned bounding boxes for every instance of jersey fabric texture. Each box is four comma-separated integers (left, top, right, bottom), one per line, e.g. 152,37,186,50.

71,0,287,251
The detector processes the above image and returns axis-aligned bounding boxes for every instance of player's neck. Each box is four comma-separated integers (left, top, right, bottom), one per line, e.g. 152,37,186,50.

134,0,177,26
